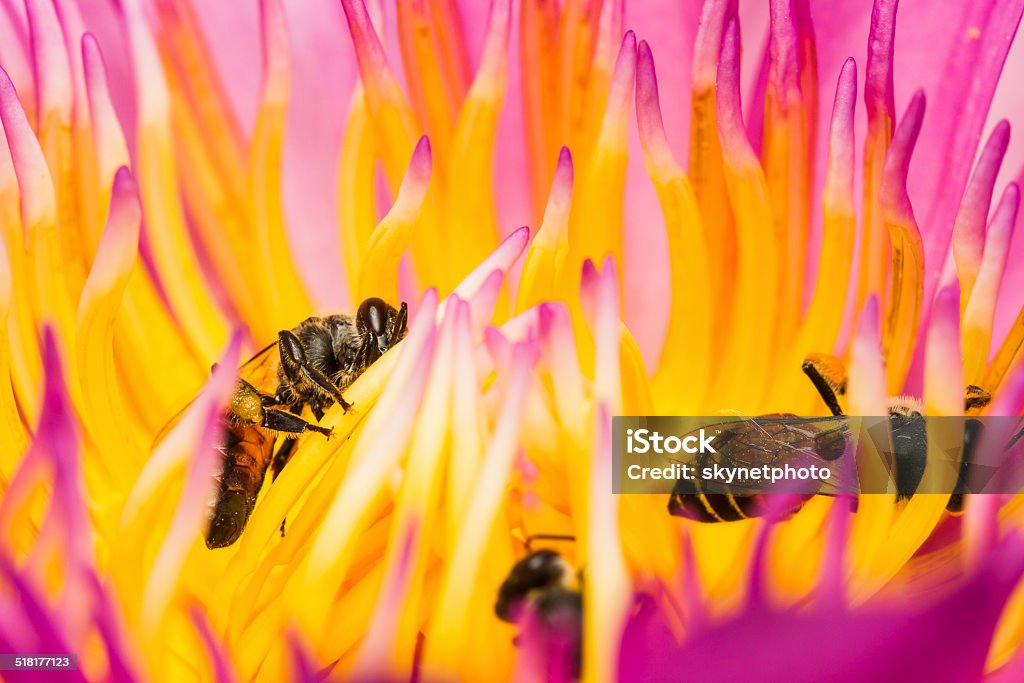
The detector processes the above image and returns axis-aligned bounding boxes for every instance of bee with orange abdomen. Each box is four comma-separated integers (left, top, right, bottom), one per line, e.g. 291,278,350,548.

161,298,408,548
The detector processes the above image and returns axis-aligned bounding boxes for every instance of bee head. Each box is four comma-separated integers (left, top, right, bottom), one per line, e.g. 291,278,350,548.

357,298,409,359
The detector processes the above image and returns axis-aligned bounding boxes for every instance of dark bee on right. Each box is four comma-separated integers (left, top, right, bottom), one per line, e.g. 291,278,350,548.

496,535,581,680
668,353,993,523
800,353,990,512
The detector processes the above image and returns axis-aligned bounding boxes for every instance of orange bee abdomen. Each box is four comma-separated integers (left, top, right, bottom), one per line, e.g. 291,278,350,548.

206,420,275,549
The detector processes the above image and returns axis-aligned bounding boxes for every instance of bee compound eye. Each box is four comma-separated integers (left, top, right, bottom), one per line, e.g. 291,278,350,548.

358,297,388,336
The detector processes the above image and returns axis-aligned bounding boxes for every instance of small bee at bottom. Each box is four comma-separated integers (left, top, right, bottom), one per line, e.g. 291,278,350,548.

496,535,581,680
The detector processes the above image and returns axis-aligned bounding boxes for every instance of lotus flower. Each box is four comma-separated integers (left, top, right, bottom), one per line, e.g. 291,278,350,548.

2,0,1024,681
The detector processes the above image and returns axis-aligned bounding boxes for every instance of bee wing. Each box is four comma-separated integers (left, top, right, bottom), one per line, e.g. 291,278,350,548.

151,341,281,449
150,396,196,450
237,340,282,394
695,416,854,493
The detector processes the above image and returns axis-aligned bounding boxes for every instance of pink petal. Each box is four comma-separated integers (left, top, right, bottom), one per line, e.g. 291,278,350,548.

0,0,33,115
952,121,1011,298
189,604,240,683
350,521,419,680
578,257,599,332
584,404,631,676
767,0,807,109
286,628,323,682
676,526,707,631
25,0,72,127
847,296,887,416
962,184,1019,382
425,336,539,670
692,0,737,92
924,284,963,415
281,0,359,311
744,523,772,608
445,226,528,335
537,302,586,436
620,534,1024,682
865,0,897,134
0,556,80,666
52,0,89,118
817,499,853,608
86,571,143,683
634,40,675,175
909,0,1024,299
78,166,139,297
965,361,1024,561
23,328,89,570
0,327,93,650
498,305,540,343
716,18,758,167
997,165,1024,343
140,331,243,632
879,90,925,224
989,647,1024,683
815,58,857,347
592,256,622,413
620,0,707,360
0,64,57,230
82,33,130,185
179,0,260,131
879,91,926,393
305,289,439,578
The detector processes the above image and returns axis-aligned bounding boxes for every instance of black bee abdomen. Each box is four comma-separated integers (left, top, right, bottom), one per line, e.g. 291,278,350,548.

207,488,255,549
890,413,927,501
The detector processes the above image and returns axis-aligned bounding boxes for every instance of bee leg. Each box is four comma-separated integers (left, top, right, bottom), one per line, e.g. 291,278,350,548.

948,418,985,513
802,358,846,417
279,330,353,411
259,393,283,408
262,406,333,437
396,302,408,336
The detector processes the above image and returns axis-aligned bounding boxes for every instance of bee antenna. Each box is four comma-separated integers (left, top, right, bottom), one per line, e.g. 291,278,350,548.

525,534,576,552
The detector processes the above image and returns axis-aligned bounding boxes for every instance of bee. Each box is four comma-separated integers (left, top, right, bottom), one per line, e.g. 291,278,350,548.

495,535,581,680
800,353,991,512
168,297,409,548
668,353,992,523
